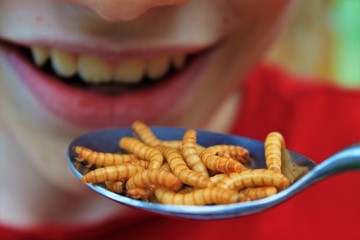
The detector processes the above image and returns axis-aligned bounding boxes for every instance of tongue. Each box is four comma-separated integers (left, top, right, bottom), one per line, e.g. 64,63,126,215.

76,80,164,95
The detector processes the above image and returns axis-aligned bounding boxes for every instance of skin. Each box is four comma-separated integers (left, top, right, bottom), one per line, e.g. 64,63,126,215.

0,0,296,226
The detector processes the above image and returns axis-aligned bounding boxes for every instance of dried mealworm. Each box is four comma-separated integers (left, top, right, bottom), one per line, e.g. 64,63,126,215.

182,129,209,177
209,173,227,184
238,192,252,202
132,120,162,147
155,187,239,205
178,185,194,194
162,140,205,154
239,187,277,200
81,163,144,183
157,145,215,188
216,151,231,158
159,140,183,151
126,169,182,192
72,161,91,175
127,188,153,201
119,137,163,169
131,121,206,152
265,132,285,173
74,146,139,167
105,181,124,194
206,144,250,164
200,149,247,173
127,159,150,168
217,169,290,191
160,162,171,172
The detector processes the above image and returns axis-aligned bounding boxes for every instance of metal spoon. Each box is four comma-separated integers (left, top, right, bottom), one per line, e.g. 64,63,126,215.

67,127,360,220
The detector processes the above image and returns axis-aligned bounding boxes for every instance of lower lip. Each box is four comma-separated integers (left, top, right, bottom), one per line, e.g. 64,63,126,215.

4,46,209,129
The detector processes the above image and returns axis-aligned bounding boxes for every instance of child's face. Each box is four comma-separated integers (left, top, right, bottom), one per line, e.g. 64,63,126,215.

0,0,294,191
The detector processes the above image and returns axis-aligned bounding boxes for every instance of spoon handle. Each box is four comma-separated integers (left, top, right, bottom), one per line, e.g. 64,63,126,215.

299,143,360,189
316,143,360,176
282,143,360,201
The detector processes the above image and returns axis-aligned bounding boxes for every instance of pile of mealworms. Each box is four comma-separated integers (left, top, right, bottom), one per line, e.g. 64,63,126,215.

73,121,291,205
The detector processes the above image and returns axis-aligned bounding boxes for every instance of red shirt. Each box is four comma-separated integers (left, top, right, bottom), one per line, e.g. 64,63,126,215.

2,64,360,239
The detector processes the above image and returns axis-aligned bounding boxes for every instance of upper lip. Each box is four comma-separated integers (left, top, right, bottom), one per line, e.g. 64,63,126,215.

1,36,212,61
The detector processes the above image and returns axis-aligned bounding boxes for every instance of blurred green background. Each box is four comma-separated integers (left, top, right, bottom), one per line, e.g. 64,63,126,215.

267,0,360,88
331,0,360,87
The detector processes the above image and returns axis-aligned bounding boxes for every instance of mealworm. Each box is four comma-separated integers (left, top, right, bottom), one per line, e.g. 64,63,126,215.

157,145,215,188
131,121,206,152
119,137,163,169
127,187,153,201
200,149,247,173
217,169,290,191
178,185,194,194
72,161,91,175
182,129,209,177
155,187,239,205
74,146,139,167
129,159,150,168
160,162,171,172
209,173,227,184
126,169,182,192
207,168,220,177
81,163,144,183
105,181,124,194
238,192,252,202
132,120,162,147
216,151,231,158
239,187,277,200
206,145,250,164
158,140,182,150
265,132,285,173
162,140,205,154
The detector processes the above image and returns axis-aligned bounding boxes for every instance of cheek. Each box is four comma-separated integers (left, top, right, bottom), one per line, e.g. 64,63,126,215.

224,0,295,23
182,0,295,127
165,38,251,128
0,52,86,192
226,0,292,10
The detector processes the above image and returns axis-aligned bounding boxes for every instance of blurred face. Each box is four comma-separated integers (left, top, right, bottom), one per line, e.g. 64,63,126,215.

0,0,295,191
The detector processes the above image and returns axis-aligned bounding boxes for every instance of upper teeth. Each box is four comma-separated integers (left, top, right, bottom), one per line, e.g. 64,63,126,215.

30,46,187,84
51,48,77,78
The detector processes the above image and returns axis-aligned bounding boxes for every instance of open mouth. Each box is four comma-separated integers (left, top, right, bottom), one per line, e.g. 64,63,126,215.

20,44,190,95
2,39,212,128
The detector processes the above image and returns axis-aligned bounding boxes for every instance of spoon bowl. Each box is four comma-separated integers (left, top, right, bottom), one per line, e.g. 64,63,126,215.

67,127,360,220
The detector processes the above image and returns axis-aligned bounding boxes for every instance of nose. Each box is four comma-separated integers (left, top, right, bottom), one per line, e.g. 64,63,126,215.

62,0,188,21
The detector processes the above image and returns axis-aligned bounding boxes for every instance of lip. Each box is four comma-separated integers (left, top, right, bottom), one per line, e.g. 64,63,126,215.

2,41,212,129
4,37,209,61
